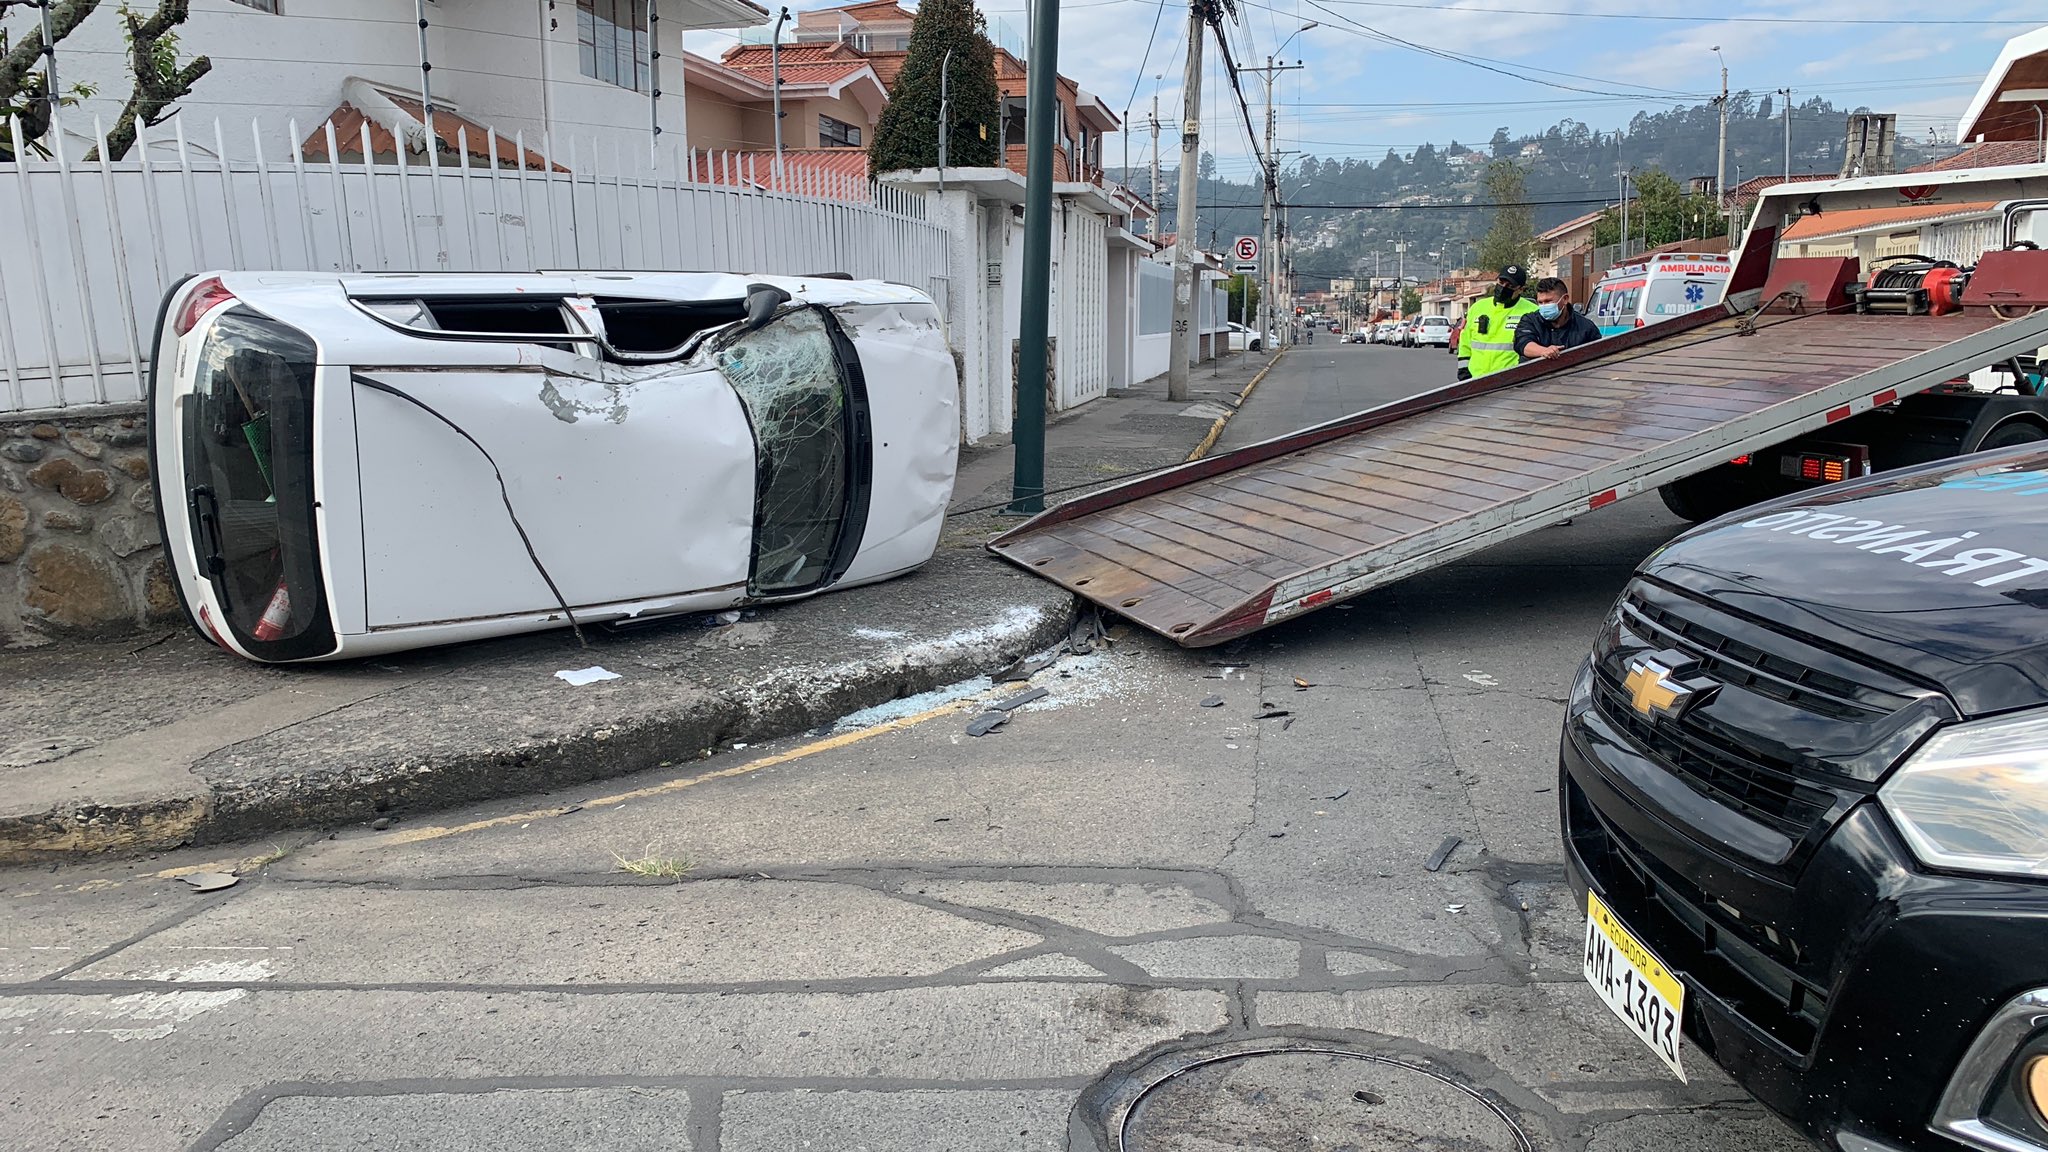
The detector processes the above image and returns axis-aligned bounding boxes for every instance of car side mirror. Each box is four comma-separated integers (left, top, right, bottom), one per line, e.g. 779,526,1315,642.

744,283,792,332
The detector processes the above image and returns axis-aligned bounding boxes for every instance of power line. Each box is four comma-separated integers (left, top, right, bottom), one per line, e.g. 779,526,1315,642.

1203,195,1620,209
1302,0,2042,25
1244,0,1706,100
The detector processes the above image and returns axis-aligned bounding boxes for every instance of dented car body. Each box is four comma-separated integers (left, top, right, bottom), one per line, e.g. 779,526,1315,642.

149,272,957,663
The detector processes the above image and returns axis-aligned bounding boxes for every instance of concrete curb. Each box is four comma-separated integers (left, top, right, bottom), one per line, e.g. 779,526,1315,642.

0,583,1079,864
1186,348,1286,462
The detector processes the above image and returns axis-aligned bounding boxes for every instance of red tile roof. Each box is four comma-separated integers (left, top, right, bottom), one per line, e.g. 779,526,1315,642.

1906,140,2045,173
720,42,866,68
1721,171,1834,212
1781,200,1999,241
691,148,873,198
300,98,562,171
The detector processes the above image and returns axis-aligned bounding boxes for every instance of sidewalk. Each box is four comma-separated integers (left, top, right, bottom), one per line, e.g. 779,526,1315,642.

0,351,1279,863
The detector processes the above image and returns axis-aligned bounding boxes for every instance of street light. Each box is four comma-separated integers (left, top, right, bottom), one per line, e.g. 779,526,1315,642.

1276,20,1317,58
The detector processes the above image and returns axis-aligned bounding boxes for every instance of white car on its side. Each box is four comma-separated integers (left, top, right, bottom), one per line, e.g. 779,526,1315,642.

151,271,958,663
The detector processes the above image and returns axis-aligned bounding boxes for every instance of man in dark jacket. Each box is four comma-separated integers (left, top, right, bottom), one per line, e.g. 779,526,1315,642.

1514,276,1602,361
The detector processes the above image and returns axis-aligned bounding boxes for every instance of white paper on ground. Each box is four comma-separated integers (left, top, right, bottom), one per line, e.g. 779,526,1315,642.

555,666,621,686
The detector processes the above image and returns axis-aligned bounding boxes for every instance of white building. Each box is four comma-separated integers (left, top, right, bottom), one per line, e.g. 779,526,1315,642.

6,0,768,163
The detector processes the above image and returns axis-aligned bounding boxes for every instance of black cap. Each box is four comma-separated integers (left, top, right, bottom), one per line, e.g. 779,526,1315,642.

1498,265,1527,287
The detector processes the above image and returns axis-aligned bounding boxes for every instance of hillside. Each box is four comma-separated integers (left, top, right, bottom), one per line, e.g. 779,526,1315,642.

1118,92,1962,286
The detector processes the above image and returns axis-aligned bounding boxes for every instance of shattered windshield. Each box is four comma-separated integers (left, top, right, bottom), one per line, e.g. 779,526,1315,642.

717,308,855,595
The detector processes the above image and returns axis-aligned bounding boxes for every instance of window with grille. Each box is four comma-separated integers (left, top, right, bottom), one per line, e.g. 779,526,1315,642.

819,115,861,148
228,0,281,11
577,0,651,92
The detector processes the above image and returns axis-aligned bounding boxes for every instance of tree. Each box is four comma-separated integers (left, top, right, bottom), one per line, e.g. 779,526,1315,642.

1199,150,1216,180
0,0,207,161
1224,274,1260,325
1400,286,1422,316
867,0,999,174
0,0,99,159
1594,167,1721,249
1476,160,1533,273
94,0,212,162
1489,127,1512,159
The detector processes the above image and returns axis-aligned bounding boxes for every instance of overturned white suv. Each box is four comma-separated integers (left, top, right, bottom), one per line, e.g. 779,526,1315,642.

150,272,958,663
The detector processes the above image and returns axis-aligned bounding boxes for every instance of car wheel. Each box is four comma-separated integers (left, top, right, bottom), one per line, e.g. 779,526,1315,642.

1976,421,2047,451
1657,465,1765,524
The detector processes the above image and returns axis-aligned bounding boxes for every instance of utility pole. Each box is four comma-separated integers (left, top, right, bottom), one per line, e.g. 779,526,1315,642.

1395,240,1406,313
771,6,791,187
1148,92,1161,242
1009,0,1061,513
1712,46,1729,242
1244,56,1300,358
1168,2,1208,401
1779,88,1793,183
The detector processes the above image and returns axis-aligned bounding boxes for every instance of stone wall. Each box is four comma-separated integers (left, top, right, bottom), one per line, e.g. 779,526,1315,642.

1,409,179,646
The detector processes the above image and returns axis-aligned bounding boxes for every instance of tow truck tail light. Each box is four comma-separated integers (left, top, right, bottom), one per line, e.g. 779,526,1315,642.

1730,454,1752,466
1784,452,1851,483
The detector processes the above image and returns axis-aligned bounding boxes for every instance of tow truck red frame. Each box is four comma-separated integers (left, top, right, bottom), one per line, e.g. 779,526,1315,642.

991,166,2048,646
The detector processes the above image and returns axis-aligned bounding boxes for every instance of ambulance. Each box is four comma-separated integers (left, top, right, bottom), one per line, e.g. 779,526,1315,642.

1587,252,1733,337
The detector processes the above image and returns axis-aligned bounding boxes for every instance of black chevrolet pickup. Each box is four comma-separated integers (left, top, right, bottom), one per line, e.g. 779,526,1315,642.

1562,446,2048,1152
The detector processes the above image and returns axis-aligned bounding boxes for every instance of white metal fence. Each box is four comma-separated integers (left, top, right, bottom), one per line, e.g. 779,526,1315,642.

0,115,951,415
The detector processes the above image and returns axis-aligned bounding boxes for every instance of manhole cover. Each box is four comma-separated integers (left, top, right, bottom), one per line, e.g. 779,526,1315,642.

1117,1046,1532,1152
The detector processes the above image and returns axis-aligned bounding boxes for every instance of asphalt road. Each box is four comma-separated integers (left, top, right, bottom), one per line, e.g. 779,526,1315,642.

1217,337,1461,453
0,353,1804,1152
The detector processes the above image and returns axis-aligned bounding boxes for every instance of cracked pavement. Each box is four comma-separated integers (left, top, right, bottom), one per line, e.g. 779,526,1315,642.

0,346,1810,1151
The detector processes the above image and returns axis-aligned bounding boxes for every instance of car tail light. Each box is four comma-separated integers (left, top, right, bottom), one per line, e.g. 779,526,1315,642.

1633,316,1646,328
1730,454,1751,466
173,277,235,337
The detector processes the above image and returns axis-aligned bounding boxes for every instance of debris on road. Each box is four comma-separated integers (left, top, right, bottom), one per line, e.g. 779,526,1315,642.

1425,835,1463,872
1200,695,1225,708
965,712,1008,737
994,653,1058,683
1253,707,1291,720
555,666,621,686
989,687,1051,712
180,872,239,892
1292,677,1314,691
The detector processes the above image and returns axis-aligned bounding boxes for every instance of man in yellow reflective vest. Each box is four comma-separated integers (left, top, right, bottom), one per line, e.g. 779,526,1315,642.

1456,265,1538,379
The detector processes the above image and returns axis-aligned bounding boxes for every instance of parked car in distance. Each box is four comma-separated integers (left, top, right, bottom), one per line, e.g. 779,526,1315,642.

1227,322,1271,352
1348,326,1371,344
1393,320,1415,347
1413,315,1453,348
152,270,957,663
1562,446,2048,1152
1447,315,1466,355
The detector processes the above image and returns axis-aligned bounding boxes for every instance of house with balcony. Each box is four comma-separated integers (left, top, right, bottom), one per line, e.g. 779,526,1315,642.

716,0,1120,185
8,0,770,166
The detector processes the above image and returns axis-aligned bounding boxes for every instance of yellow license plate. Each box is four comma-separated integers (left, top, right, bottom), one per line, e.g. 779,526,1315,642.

1583,890,1686,1081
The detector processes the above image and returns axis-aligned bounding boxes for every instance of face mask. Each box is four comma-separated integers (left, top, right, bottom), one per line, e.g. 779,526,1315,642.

1538,302,1562,321
1494,285,1518,305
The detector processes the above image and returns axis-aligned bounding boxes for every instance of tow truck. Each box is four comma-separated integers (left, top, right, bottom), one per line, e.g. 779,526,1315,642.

991,165,2048,646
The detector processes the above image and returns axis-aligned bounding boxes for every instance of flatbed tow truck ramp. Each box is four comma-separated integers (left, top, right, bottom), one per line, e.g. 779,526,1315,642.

990,194,2048,646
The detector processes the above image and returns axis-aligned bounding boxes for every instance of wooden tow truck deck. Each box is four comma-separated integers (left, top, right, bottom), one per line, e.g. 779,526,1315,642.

989,214,2048,647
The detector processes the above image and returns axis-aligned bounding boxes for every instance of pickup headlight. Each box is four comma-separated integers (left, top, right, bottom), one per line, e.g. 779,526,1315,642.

1881,711,2048,878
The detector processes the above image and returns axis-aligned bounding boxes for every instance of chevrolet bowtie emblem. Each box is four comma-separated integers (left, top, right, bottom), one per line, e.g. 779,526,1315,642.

1624,657,1698,720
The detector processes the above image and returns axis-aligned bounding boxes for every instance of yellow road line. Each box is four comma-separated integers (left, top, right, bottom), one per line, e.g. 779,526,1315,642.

1187,349,1285,463
374,689,996,848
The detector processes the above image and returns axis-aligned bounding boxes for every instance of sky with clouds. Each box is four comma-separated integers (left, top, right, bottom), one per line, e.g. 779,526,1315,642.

686,1,2039,185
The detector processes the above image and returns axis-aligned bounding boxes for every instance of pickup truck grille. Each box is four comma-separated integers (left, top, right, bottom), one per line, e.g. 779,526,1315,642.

1590,585,1926,846
1592,666,1836,839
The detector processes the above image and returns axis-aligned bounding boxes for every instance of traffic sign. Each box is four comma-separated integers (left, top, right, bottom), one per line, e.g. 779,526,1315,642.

1234,236,1259,262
